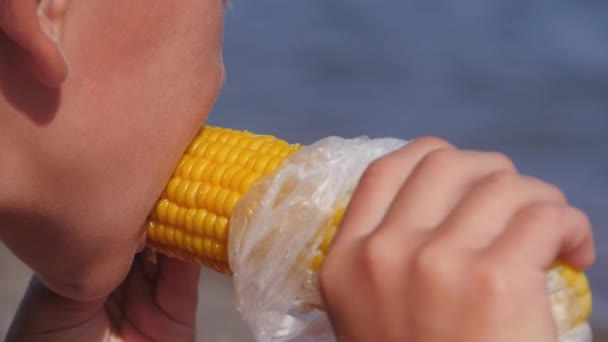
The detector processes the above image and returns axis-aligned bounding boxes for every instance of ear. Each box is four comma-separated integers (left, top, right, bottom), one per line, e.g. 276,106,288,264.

1,0,68,88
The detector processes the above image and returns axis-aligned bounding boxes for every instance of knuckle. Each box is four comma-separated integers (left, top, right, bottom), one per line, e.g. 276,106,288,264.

471,260,509,295
480,170,519,190
520,202,563,223
360,235,400,282
485,151,517,171
570,206,592,228
419,148,460,171
362,156,398,181
541,182,567,203
410,136,454,151
411,243,456,284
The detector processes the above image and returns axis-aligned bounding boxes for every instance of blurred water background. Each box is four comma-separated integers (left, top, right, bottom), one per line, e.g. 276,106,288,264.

1,0,606,340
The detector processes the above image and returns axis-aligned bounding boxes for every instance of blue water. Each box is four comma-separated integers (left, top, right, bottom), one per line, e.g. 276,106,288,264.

208,0,608,328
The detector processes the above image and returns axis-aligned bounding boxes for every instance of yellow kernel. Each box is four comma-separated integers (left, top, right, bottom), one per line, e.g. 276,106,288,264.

201,163,217,183
196,183,212,208
214,145,232,163
257,141,272,154
193,210,206,234
204,219,215,240
166,178,181,202
226,132,244,146
572,273,590,296
264,157,282,173
561,266,579,286
184,208,197,232
266,144,284,156
207,130,221,143
253,154,274,173
223,146,242,164
241,172,261,193
172,158,187,177
333,207,345,225
246,138,264,150
320,225,336,253
311,254,324,271
195,140,211,157
230,169,250,193
193,237,203,255
147,222,156,239
236,150,255,166
217,131,232,144
166,203,179,225
204,213,217,236
155,199,170,221
189,159,210,181
224,191,241,216
236,136,252,149
204,142,221,160
174,230,184,247
214,189,229,216
279,146,297,157
211,164,228,185
203,239,213,256
204,186,220,210
221,165,242,188
185,182,201,208
212,241,222,258
244,154,258,170
164,227,175,244
175,179,189,205
186,137,204,155
176,207,187,228
184,234,193,252
580,292,592,321
215,217,228,241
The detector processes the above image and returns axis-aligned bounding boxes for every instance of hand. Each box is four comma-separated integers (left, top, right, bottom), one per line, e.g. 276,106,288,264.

7,253,200,342
319,137,595,342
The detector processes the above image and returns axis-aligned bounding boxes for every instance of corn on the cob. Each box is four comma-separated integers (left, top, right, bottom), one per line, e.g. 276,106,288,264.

145,125,592,333
147,126,303,274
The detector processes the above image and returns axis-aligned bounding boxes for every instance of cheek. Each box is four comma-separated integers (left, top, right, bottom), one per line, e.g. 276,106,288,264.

48,0,226,223
25,3,226,297
64,0,225,119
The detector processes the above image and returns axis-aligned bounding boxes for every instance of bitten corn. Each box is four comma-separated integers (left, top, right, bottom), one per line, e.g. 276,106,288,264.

147,126,302,273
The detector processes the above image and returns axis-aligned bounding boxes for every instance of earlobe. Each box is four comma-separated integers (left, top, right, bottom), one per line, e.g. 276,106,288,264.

1,0,69,88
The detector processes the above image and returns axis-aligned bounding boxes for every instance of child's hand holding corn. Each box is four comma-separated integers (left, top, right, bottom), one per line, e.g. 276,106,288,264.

320,137,594,341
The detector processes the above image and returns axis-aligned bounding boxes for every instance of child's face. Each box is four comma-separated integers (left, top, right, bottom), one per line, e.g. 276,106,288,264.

0,0,227,300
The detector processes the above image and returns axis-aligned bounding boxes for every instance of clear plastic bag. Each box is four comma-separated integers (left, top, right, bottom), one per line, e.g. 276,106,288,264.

227,135,592,342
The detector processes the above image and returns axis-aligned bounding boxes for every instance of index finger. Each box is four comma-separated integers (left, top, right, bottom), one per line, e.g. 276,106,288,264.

331,137,452,248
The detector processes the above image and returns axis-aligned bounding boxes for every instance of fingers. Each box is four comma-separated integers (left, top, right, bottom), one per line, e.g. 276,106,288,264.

379,150,516,234
331,137,452,246
485,203,595,270
434,172,567,250
122,255,199,341
155,256,201,326
319,136,596,341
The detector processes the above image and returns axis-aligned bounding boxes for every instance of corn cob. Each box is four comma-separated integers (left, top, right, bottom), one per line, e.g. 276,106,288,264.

145,125,592,333
146,126,303,274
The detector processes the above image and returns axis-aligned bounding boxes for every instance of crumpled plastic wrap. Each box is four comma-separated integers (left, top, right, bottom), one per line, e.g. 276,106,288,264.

227,135,592,342
548,267,593,342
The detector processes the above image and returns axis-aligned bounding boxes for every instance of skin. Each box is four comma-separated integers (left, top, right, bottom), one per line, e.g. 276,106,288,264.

1,0,223,340
0,0,595,341
320,140,595,341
